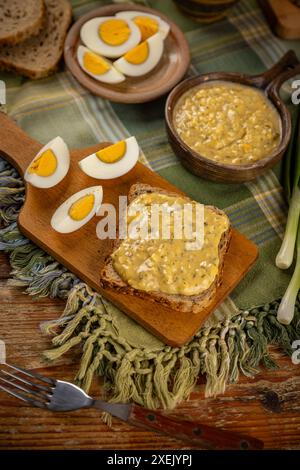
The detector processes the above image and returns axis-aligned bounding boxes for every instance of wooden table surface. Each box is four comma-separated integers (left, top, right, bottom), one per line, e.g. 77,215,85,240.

0,251,300,450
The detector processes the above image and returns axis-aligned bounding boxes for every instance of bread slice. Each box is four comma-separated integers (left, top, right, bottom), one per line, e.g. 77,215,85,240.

101,183,232,313
0,0,45,46
0,0,72,79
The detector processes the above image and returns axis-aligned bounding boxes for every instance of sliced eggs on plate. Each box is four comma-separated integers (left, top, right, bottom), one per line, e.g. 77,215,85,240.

80,16,141,58
51,186,103,234
116,11,170,41
114,33,164,77
25,137,70,189
79,136,139,179
77,45,125,83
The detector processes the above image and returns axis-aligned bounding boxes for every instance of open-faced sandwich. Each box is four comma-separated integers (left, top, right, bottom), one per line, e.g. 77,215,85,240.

101,183,231,313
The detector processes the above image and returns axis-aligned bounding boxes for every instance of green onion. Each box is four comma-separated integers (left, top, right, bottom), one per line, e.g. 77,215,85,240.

276,103,300,324
277,222,300,324
276,185,300,269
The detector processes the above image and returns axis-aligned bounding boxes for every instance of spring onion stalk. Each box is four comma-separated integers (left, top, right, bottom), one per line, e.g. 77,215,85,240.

276,105,300,269
277,223,300,324
276,185,300,269
276,104,300,324
276,106,300,269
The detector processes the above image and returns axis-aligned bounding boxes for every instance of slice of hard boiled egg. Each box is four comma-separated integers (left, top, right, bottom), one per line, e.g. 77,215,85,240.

77,45,125,83
25,137,70,189
116,11,170,41
51,186,103,233
79,137,139,180
80,16,141,58
113,33,163,77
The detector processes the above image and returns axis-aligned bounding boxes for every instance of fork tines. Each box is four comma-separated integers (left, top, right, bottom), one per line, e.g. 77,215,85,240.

0,363,55,408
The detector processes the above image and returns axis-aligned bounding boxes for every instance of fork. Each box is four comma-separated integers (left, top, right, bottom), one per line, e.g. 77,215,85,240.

0,363,263,450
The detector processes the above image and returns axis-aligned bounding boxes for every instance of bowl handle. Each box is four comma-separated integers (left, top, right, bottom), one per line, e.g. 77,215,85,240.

250,50,300,92
266,65,300,102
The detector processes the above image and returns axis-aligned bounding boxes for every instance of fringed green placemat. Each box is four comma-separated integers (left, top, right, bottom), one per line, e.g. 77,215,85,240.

1,154,300,409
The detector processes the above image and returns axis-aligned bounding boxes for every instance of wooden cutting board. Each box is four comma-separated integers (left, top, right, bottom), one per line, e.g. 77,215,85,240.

0,113,258,346
260,0,300,39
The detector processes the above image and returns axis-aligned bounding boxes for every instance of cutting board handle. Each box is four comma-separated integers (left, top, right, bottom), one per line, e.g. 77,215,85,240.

0,113,41,176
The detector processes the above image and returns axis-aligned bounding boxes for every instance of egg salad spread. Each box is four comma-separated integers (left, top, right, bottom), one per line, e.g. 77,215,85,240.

112,192,230,296
174,81,281,165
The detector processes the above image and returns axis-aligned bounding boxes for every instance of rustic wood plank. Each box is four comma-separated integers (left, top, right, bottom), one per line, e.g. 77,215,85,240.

0,269,299,449
0,255,76,369
0,254,11,279
0,355,299,449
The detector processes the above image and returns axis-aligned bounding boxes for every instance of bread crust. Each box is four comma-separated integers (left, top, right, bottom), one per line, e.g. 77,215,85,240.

0,0,72,79
0,0,45,46
100,183,232,313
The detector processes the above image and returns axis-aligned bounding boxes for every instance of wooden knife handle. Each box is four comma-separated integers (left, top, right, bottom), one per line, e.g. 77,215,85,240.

128,404,264,450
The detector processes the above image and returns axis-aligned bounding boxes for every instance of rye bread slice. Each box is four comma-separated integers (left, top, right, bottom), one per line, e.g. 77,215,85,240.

101,183,232,314
0,0,72,79
0,0,45,46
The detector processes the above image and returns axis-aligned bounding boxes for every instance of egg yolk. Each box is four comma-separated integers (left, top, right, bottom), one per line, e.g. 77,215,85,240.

83,51,110,75
96,140,126,163
68,194,95,221
133,16,159,41
28,149,57,177
124,41,149,65
99,19,131,46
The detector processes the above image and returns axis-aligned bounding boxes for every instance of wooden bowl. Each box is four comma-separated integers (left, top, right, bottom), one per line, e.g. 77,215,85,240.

64,4,190,104
165,50,300,183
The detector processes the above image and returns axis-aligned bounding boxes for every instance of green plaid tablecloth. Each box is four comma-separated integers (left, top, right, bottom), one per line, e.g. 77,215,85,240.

1,0,300,315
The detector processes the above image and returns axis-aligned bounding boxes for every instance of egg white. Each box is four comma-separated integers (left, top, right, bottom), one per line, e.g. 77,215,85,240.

116,11,170,40
51,186,103,234
78,136,139,180
80,16,141,58
24,137,70,189
113,33,164,77
77,45,125,84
